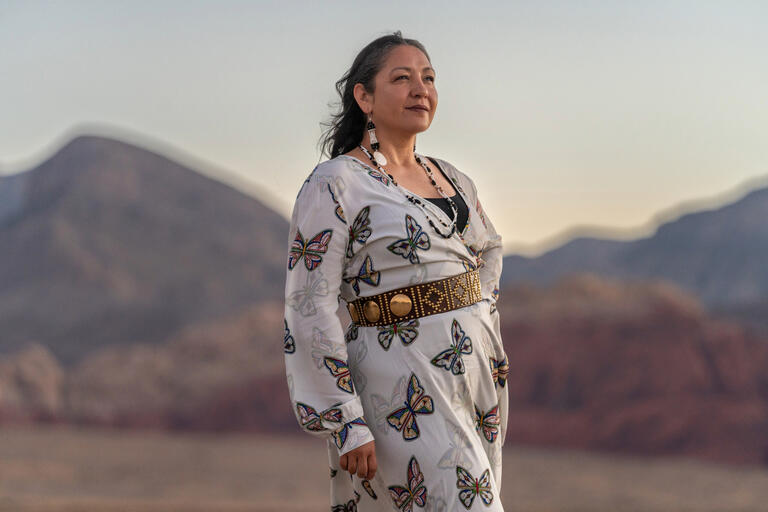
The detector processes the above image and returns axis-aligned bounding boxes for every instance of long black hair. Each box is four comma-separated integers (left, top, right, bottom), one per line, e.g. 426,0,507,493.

317,31,431,162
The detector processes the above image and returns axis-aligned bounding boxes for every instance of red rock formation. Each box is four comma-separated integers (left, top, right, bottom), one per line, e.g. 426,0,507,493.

499,273,768,466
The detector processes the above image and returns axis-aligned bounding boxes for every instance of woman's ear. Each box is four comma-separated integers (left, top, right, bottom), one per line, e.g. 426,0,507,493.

353,83,372,115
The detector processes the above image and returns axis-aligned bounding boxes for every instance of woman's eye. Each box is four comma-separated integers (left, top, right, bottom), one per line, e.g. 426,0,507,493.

396,75,435,82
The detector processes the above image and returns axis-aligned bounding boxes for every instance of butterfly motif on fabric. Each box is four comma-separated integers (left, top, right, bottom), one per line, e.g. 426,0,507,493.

332,417,367,450
377,319,420,350
344,322,359,344
283,318,295,354
388,455,428,512
346,206,373,258
295,402,326,432
386,373,434,441
331,498,357,512
489,357,509,388
330,467,338,478
310,326,345,369
456,466,494,509
463,241,480,259
459,257,477,272
369,375,408,435
321,406,343,425
430,318,473,375
491,285,499,302
367,168,391,186
326,183,346,224
324,357,355,394
286,267,329,317
288,228,333,271
387,214,431,264
474,403,500,443
343,254,380,295
437,420,474,470
362,479,378,499
295,402,342,433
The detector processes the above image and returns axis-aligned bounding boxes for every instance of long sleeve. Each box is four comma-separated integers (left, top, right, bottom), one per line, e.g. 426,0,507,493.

467,181,503,310
283,173,374,456
466,177,509,446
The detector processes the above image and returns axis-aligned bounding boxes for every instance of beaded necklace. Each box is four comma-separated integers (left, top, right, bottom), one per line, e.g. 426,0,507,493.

358,144,460,239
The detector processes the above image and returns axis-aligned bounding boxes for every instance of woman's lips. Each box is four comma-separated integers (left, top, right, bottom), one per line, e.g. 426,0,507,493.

406,107,429,113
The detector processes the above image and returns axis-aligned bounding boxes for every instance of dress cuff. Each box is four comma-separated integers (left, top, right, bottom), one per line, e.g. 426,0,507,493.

335,422,375,457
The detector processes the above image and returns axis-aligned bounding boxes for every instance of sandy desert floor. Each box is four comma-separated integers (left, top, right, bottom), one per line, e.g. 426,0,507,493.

1,425,768,511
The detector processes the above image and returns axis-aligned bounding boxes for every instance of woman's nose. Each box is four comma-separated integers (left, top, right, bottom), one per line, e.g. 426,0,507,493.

412,79,428,96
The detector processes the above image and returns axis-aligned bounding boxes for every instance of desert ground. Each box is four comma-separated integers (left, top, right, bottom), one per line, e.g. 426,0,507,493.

1,425,768,511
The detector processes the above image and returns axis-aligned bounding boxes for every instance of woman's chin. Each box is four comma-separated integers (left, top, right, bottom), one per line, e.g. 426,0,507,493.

398,120,432,135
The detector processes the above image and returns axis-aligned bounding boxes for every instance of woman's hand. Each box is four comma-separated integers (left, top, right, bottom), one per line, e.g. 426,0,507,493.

339,440,377,480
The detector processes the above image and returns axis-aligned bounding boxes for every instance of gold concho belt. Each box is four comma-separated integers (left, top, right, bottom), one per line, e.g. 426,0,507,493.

346,269,482,327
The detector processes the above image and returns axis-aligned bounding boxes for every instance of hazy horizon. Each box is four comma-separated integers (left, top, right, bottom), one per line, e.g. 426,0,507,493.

1,0,766,256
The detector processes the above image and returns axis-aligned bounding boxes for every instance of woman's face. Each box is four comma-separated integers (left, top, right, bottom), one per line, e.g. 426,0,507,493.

363,44,438,137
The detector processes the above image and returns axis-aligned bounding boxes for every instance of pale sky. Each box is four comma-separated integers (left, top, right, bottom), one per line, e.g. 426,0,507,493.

1,0,766,256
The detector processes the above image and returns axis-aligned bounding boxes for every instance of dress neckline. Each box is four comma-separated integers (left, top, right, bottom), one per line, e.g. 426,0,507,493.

338,154,458,197
424,193,458,200
336,154,472,239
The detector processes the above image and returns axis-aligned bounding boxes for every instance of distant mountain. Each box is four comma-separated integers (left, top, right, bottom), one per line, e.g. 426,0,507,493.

501,186,768,332
4,132,768,468
0,135,289,366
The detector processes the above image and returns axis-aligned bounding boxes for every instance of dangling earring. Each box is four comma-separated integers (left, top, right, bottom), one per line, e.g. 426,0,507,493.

366,113,388,166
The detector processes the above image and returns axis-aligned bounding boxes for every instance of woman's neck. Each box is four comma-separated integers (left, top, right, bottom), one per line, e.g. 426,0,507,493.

360,130,417,168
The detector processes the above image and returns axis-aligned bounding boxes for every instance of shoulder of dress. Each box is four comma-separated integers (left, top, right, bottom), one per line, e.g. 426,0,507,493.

304,156,362,186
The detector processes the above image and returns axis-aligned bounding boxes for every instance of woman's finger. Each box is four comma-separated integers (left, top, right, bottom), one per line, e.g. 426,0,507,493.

356,454,368,479
339,453,348,472
366,452,377,480
347,454,358,476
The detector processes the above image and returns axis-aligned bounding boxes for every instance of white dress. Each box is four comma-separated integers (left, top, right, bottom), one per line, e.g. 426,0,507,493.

283,154,508,511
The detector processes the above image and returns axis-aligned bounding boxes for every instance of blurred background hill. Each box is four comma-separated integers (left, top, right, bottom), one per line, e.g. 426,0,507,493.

2,133,768,475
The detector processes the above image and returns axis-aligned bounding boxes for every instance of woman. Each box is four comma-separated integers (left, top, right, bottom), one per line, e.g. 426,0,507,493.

283,31,508,511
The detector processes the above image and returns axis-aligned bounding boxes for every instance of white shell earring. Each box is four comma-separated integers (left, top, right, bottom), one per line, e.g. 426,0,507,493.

366,114,388,166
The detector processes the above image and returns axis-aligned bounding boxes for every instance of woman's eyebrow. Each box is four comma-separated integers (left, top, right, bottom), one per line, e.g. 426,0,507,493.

390,66,436,73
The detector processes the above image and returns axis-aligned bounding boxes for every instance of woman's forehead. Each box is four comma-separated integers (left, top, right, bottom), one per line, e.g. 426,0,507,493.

382,45,431,70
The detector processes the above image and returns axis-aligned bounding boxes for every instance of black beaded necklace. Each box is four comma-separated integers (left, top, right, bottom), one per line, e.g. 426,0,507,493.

358,144,459,239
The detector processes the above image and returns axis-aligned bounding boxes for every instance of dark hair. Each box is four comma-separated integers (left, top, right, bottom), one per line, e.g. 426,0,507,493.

317,31,431,162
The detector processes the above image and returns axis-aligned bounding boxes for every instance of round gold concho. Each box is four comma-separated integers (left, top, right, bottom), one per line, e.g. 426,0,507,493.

363,300,381,323
389,293,413,317
347,303,359,323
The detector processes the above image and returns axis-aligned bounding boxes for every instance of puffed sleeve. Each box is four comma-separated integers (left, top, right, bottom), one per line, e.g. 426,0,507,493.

283,170,375,456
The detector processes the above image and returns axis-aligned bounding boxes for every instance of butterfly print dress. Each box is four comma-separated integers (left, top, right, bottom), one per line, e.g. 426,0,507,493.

284,154,508,511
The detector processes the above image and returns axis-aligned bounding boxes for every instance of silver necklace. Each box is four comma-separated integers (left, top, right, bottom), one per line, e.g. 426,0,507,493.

358,144,459,239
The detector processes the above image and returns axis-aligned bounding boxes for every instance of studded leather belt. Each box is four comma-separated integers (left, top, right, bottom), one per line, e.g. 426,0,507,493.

346,269,482,327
